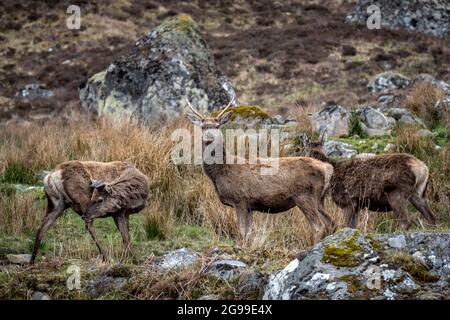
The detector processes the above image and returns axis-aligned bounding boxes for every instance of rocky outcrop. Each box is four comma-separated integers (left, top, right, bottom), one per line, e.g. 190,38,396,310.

367,72,411,93
347,0,450,37
263,228,450,300
358,106,391,136
208,259,247,280
323,141,357,159
79,15,236,121
310,105,351,137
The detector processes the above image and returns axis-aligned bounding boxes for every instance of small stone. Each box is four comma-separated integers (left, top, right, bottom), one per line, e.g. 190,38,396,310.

388,235,406,249
355,153,376,159
198,294,221,300
157,248,198,270
6,254,31,264
371,143,379,149
208,259,247,280
31,292,51,300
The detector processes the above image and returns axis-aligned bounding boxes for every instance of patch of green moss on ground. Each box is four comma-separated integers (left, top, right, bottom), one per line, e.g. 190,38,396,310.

338,135,395,154
366,233,382,251
384,251,439,283
322,232,363,267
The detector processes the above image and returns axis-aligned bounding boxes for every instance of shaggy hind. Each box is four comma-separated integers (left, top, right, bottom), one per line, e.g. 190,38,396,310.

302,133,436,229
30,161,149,263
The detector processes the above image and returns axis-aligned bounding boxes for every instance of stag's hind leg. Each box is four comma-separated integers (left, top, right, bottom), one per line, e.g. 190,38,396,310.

410,195,437,226
343,204,359,228
31,193,65,264
113,214,134,261
386,191,411,230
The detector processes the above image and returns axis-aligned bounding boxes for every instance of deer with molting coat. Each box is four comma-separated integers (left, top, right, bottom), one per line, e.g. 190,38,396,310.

30,160,149,263
301,132,437,229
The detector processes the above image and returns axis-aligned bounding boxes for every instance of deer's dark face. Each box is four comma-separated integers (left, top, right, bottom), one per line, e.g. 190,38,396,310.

187,113,233,144
85,181,120,218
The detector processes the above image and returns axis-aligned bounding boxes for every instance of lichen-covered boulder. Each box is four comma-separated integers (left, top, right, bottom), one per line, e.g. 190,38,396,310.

222,105,273,129
382,108,426,127
358,106,391,136
263,228,450,300
367,72,411,93
323,140,357,159
347,0,450,37
157,248,199,270
79,15,236,121
310,105,351,137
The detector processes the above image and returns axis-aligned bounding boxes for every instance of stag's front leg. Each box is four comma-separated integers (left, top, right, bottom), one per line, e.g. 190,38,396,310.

235,204,252,243
85,219,108,261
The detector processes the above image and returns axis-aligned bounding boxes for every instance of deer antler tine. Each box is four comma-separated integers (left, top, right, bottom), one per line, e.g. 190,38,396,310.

216,93,235,119
185,98,204,119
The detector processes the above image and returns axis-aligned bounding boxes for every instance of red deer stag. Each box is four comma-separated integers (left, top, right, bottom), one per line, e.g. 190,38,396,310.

301,133,437,229
185,96,336,243
30,161,149,263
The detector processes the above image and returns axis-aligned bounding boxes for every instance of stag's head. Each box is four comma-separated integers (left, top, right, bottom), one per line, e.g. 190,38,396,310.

85,180,120,217
185,95,234,143
301,131,328,162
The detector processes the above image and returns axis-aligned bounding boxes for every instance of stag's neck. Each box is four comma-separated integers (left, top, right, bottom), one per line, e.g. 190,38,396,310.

201,139,227,183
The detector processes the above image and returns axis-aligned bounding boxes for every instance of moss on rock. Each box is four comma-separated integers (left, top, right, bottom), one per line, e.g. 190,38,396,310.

322,231,363,267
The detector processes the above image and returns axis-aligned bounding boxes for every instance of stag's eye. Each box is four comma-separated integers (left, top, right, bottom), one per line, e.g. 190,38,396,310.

96,197,104,203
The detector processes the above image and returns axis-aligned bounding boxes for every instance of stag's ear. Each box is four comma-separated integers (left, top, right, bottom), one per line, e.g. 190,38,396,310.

301,132,310,147
217,111,233,126
186,113,203,126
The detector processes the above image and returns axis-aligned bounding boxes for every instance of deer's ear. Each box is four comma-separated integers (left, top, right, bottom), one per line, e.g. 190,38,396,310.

217,111,233,126
186,113,202,126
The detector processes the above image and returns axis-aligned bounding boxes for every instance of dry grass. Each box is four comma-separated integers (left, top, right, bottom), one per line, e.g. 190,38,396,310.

0,116,448,263
404,81,447,128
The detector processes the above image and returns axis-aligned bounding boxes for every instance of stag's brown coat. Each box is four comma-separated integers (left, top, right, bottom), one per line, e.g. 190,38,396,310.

31,161,149,263
303,135,436,228
186,98,336,243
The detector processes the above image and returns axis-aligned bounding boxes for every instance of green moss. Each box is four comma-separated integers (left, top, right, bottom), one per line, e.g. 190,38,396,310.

228,105,271,120
366,234,382,251
384,251,439,283
162,15,202,44
105,264,133,278
322,232,363,267
338,135,394,154
337,274,361,293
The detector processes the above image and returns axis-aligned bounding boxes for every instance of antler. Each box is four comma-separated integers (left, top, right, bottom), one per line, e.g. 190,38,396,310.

185,98,204,119
215,93,235,119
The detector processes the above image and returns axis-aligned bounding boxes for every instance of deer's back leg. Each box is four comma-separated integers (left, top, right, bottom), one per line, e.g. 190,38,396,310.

410,194,437,226
343,204,359,228
318,197,336,234
31,193,66,264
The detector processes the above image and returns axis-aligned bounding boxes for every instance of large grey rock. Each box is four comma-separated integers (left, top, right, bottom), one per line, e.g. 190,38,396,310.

263,228,450,300
236,270,267,299
382,108,426,127
323,141,357,159
358,106,391,136
208,259,247,280
80,15,236,122
378,95,405,110
310,105,351,137
6,254,31,264
367,72,411,93
347,0,450,37
157,248,198,270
